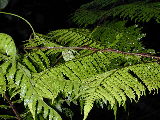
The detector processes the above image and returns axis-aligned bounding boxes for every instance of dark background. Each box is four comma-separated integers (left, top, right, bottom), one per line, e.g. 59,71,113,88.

0,0,160,120
0,0,90,46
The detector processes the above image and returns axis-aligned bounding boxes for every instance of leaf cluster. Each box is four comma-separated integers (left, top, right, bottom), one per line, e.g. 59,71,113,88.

0,0,160,120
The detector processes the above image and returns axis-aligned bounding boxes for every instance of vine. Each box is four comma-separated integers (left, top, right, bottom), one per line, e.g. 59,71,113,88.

0,12,36,38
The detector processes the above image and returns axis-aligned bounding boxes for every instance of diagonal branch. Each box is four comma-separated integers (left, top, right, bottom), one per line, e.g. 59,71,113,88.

24,46,160,60
3,93,22,120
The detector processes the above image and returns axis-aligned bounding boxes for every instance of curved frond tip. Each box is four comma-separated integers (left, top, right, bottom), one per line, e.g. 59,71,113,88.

81,62,160,120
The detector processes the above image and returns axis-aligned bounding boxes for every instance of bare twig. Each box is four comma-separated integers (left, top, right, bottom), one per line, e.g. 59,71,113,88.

3,93,22,120
24,46,160,60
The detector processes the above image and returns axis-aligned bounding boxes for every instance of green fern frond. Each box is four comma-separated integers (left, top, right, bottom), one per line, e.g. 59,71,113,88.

25,28,105,64
1,6,160,119
0,58,17,86
91,21,147,52
28,99,62,120
71,0,119,26
0,115,16,119
47,28,102,48
80,62,160,120
107,2,160,23
37,51,141,99
47,29,95,57
25,33,64,57
0,33,17,93
72,1,160,26
0,32,63,119
48,22,153,55
23,51,50,72
16,62,62,120
72,9,106,26
0,75,6,94
0,31,160,120
25,34,66,68
80,0,119,9
0,33,17,57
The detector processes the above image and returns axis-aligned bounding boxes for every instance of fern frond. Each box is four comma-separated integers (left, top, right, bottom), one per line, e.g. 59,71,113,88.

46,28,104,57
1,8,160,119
107,2,160,23
28,99,62,120
25,28,105,65
72,1,160,26
71,0,119,26
80,62,160,120
25,33,64,56
80,0,119,9
22,50,50,72
16,62,62,120
0,32,63,119
0,75,6,94
47,28,102,48
0,33,17,57
37,49,158,120
0,33,17,93
36,51,141,100
91,21,147,52
0,115,16,119
72,9,106,26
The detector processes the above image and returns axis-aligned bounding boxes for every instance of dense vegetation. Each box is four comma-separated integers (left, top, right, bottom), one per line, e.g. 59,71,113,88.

0,0,160,120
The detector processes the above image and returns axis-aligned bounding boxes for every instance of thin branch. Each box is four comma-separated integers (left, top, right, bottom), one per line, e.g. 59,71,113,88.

24,46,160,60
100,48,160,60
3,93,22,120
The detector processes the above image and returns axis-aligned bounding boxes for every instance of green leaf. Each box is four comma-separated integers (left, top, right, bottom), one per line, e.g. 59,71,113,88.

72,1,160,26
0,115,16,119
28,99,36,120
0,105,11,109
0,74,6,94
0,33,16,58
80,62,160,120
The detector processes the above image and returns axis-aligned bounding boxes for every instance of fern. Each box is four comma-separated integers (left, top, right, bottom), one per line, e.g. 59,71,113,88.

0,33,17,94
91,21,146,51
1,1,160,119
80,0,119,9
23,29,158,119
72,1,160,26
46,28,104,49
24,28,104,65
0,33,63,119
107,1,160,23
1,25,160,119
80,62,160,120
